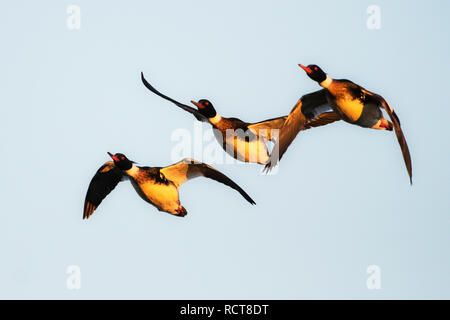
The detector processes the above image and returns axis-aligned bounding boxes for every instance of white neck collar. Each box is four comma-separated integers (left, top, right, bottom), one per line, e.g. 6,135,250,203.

320,76,332,88
126,164,139,176
209,114,222,125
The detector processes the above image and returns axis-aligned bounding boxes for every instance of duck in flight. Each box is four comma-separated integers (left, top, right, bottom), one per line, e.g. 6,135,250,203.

265,64,412,184
141,72,337,165
83,152,255,219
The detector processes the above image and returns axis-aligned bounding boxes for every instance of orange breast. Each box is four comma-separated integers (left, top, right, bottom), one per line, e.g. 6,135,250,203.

327,85,364,123
335,97,364,122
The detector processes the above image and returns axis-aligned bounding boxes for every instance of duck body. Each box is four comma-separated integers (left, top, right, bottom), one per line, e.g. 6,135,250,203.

319,77,392,130
209,114,270,164
125,165,182,215
266,64,412,184
83,153,256,219
140,72,337,166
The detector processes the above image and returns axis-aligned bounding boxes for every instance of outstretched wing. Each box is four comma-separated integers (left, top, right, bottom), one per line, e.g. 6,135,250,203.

304,112,341,129
300,89,334,119
264,90,341,171
362,89,413,184
247,116,287,141
83,161,124,219
141,72,208,122
160,158,256,205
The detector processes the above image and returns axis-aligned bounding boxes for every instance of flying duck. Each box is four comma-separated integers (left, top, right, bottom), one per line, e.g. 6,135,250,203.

141,72,338,165
265,64,412,184
83,152,255,219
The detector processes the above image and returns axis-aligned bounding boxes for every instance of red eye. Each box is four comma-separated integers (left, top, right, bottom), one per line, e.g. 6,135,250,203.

314,67,318,71
121,156,125,160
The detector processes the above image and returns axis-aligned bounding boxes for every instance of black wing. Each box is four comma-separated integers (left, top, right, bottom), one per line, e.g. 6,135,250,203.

362,89,412,184
160,158,256,205
301,89,334,119
141,72,208,122
83,161,124,219
264,90,341,171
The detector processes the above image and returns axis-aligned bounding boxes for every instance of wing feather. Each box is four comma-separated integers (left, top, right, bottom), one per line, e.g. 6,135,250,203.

247,116,287,141
141,72,208,122
161,158,256,205
83,161,124,219
264,90,340,171
362,89,412,184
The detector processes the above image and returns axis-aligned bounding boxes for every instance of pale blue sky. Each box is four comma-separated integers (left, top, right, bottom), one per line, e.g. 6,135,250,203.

1,0,449,299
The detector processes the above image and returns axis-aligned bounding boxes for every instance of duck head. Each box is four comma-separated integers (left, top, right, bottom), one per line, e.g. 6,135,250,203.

107,152,133,170
299,64,327,83
191,99,217,118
